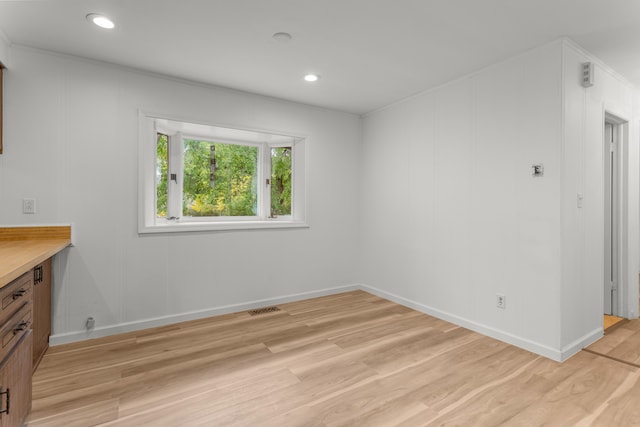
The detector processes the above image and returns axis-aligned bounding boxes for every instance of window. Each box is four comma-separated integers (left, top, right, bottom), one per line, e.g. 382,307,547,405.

139,114,307,233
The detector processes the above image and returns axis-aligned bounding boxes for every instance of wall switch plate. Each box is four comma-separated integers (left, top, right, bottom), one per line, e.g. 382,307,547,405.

23,198,36,214
532,164,544,177
496,293,506,309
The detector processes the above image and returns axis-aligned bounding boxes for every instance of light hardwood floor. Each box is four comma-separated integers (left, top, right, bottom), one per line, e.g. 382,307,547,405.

28,291,640,426
603,315,625,332
587,317,640,368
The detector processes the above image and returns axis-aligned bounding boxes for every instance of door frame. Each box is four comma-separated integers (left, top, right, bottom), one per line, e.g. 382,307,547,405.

603,112,628,318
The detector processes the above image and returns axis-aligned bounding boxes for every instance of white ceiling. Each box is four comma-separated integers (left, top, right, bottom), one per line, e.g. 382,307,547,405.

0,0,639,114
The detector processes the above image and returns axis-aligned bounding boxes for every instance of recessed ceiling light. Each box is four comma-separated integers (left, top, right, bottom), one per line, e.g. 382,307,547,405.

272,32,292,43
304,74,320,82
86,13,115,29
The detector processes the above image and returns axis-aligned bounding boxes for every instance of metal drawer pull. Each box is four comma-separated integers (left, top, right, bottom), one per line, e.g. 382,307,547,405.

34,265,43,284
0,388,9,415
12,289,27,300
12,321,29,335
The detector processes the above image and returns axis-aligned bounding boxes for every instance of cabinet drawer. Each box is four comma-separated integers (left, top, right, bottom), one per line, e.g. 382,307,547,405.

0,272,33,325
0,302,31,365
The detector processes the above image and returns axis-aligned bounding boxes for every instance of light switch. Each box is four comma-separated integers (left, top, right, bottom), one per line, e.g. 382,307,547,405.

532,164,544,177
577,193,584,208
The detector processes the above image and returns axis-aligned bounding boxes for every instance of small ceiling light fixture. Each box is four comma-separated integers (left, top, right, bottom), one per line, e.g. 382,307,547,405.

304,73,320,82
272,32,292,43
86,13,115,29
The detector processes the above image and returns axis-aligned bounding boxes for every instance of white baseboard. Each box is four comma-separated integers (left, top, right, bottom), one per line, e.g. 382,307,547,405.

560,328,603,361
49,284,360,346
359,284,566,362
50,282,601,363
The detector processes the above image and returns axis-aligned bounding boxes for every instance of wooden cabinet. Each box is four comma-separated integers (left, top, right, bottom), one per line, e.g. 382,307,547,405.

0,332,32,427
0,227,70,426
0,272,33,427
32,259,51,371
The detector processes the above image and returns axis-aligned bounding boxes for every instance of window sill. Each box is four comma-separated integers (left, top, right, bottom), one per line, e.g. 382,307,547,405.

138,220,309,234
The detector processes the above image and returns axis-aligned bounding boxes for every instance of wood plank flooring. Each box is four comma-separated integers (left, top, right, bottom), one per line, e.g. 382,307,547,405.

604,314,625,332
27,291,640,426
587,317,640,368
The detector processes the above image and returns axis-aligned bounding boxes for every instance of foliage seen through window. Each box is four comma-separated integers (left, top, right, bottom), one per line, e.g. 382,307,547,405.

183,140,258,217
156,133,292,219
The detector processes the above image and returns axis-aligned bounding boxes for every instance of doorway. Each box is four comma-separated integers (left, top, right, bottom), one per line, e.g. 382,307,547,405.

604,120,619,316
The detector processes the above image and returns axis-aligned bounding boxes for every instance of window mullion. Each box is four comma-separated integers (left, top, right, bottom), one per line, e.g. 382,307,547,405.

167,132,184,219
290,144,295,218
261,144,271,219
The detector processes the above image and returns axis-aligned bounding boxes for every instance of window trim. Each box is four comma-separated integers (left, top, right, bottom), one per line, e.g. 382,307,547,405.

138,111,309,234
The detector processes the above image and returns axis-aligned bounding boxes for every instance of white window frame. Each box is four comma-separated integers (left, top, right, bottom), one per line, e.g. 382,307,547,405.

138,111,309,233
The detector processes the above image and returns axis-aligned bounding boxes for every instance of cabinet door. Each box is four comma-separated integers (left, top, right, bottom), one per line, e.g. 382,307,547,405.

32,258,52,370
0,331,32,427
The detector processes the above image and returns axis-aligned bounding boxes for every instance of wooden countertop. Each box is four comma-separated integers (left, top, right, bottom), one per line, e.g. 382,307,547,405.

0,226,71,288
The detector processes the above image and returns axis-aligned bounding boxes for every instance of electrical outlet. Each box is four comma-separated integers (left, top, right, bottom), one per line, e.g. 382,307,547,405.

23,198,36,214
496,294,506,309
86,317,95,329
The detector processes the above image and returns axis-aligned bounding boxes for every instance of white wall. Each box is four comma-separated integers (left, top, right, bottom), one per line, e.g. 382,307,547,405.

560,41,639,353
358,39,639,361
360,41,565,359
0,47,362,343
0,32,9,66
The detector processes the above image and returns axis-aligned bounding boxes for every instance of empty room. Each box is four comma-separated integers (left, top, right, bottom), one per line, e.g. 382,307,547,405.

1,1,640,426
